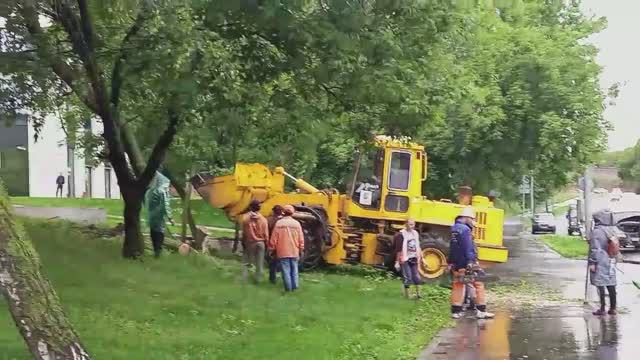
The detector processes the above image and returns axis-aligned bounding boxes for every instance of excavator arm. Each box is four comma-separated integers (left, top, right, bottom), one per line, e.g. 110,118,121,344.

191,163,320,221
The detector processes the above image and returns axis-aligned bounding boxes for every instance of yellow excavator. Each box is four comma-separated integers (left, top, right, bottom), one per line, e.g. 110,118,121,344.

191,136,508,278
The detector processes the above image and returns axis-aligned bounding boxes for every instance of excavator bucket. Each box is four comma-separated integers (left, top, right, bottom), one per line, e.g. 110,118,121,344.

191,163,285,217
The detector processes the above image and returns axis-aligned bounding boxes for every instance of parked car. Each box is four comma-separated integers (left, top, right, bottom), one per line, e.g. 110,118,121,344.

593,187,608,194
532,213,556,234
613,211,640,250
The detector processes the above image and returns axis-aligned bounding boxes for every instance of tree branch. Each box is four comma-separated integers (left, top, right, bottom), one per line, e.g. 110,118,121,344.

19,0,99,113
119,123,145,177
111,8,149,109
76,0,95,51
137,106,181,188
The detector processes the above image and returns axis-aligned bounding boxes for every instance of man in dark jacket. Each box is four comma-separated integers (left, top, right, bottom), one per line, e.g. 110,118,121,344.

449,207,493,319
55,173,65,197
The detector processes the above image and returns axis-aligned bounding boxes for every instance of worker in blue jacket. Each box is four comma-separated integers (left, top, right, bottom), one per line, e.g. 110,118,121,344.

449,207,494,319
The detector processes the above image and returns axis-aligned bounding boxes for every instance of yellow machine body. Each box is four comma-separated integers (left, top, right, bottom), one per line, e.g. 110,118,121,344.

194,136,508,278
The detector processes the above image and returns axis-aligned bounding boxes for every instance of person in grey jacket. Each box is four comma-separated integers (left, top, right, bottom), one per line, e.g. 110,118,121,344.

589,209,618,316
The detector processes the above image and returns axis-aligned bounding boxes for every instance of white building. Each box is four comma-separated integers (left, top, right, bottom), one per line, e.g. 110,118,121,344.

0,113,120,199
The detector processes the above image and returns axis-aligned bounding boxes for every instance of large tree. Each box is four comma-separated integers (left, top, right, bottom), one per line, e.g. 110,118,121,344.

308,1,612,201
0,183,91,359
1,0,209,257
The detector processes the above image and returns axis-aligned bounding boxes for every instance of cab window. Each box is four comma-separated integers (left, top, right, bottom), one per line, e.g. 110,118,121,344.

350,149,384,209
388,151,411,191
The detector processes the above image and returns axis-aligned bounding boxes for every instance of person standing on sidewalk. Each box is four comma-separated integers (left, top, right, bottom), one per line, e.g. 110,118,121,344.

449,207,494,319
394,219,423,299
241,200,269,283
589,209,619,316
145,171,174,258
266,205,284,284
269,205,304,292
55,173,65,197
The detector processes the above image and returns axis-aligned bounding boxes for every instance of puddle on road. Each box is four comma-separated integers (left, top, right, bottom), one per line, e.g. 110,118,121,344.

430,306,639,360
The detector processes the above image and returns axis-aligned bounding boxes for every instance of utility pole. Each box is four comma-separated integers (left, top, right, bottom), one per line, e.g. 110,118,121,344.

584,166,593,237
520,175,529,217
530,172,535,215
583,165,593,305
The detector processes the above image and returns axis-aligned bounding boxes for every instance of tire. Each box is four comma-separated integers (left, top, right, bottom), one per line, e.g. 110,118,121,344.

300,225,323,271
418,229,450,280
294,206,328,271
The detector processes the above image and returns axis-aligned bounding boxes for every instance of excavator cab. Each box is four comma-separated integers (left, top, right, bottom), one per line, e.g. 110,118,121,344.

346,136,426,220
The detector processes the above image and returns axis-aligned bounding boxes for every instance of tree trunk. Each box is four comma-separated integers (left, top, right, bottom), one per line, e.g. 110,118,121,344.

121,188,145,258
165,171,197,240
0,187,91,360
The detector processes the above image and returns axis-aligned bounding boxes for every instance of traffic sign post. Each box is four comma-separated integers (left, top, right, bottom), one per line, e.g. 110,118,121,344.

520,175,532,216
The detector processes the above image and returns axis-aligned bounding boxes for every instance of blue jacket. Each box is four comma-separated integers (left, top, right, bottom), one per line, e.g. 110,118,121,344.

449,219,477,270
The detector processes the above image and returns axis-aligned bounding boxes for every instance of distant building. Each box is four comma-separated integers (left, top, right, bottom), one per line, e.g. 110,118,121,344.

0,113,119,198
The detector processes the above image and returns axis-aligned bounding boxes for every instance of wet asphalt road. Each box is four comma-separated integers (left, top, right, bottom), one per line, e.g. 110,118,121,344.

420,229,640,360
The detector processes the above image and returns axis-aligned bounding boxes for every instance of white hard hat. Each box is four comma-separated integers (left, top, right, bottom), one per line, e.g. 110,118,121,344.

459,207,476,219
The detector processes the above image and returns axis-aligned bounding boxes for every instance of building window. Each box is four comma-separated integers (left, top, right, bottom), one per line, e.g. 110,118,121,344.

384,195,409,213
85,166,93,198
83,118,92,131
388,151,411,191
15,113,28,126
104,167,112,199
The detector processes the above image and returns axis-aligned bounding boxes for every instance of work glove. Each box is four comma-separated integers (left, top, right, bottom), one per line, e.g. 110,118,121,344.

394,261,401,272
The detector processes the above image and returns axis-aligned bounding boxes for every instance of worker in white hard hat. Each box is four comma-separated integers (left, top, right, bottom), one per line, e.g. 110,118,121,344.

449,206,494,320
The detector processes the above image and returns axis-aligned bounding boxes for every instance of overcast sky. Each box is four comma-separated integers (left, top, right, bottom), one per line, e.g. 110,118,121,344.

581,0,640,151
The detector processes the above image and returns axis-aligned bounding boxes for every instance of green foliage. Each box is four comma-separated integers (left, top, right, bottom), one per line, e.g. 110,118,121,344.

616,141,640,185
541,235,588,259
0,219,451,359
0,0,611,203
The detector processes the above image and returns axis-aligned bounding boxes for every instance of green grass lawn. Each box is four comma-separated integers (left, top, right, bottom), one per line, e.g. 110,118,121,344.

540,235,588,259
0,219,451,360
10,196,233,229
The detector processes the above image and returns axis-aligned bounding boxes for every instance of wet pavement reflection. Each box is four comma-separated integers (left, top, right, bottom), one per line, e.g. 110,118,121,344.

421,227,640,360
